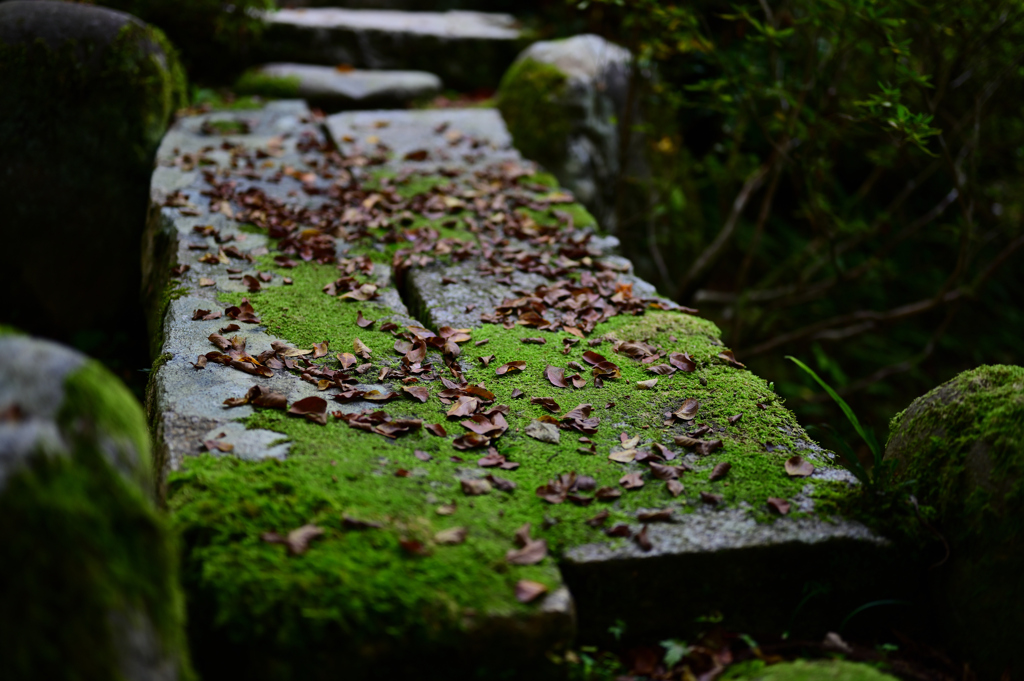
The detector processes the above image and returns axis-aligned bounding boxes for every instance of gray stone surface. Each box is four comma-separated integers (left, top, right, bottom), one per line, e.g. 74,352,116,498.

260,8,523,89
250,63,442,109
326,107,520,172
498,34,641,233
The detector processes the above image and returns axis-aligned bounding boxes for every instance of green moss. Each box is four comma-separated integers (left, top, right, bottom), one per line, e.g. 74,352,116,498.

0,325,24,337
171,260,853,671
234,70,302,99
885,364,1024,540
0,363,192,681
496,58,573,167
60,360,153,482
722,659,898,681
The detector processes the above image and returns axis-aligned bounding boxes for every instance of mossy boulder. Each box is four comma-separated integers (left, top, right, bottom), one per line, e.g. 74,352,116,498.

0,334,191,681
0,1,186,337
884,364,1024,678
723,659,899,681
497,34,638,232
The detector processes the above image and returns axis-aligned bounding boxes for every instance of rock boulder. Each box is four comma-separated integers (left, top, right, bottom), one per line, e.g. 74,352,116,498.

0,1,186,337
0,331,190,681
497,34,639,232
885,364,1024,678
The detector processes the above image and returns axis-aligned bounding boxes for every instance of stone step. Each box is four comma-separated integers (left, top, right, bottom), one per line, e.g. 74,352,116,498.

258,8,523,90
237,63,442,111
144,101,904,678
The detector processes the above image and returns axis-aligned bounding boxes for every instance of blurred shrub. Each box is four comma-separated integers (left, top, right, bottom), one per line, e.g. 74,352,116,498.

579,0,1024,436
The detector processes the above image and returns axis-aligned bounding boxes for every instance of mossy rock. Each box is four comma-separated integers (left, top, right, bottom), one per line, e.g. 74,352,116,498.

0,1,186,336
0,334,191,681
885,364,1024,677
496,56,573,169
723,658,899,681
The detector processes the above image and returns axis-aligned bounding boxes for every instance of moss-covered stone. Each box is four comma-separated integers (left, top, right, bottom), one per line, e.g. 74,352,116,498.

0,337,192,681
496,57,573,169
723,659,899,681
234,69,302,99
0,1,187,337
884,365,1024,677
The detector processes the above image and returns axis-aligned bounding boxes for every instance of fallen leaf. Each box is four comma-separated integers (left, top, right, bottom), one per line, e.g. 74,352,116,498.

785,455,815,477
695,440,723,456
596,486,622,500
353,338,372,358
585,509,610,527
511,388,525,399
506,539,547,565
403,385,430,403
728,414,743,425
582,351,608,365
637,509,673,522
460,478,492,496
649,462,680,480
673,398,700,420
718,349,746,368
425,423,447,437
434,527,468,545
342,515,384,530
619,472,645,490
708,462,732,481
496,361,526,376
261,524,323,555
767,497,791,515
436,503,456,515
621,433,640,448
634,525,653,551
700,491,724,505
452,433,489,450
356,311,375,328
399,538,430,556
668,352,697,372
545,365,569,388
667,479,684,497
635,378,659,390
288,396,328,425
592,361,621,379
515,580,548,603
203,439,234,452
525,420,560,444
646,364,676,376
608,449,637,463
530,396,561,413
414,450,433,462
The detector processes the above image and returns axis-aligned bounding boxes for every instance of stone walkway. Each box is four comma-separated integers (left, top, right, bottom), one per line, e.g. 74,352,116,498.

144,99,896,675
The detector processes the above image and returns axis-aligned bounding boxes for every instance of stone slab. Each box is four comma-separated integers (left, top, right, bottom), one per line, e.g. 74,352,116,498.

260,8,523,89
251,63,442,110
323,107,906,643
143,100,575,677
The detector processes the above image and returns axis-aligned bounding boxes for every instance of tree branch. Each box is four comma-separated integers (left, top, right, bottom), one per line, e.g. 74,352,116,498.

675,163,770,300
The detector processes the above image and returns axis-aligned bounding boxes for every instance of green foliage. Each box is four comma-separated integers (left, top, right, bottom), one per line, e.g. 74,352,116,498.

787,356,890,488
579,0,1024,441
